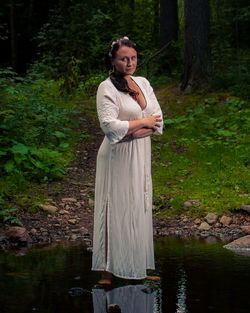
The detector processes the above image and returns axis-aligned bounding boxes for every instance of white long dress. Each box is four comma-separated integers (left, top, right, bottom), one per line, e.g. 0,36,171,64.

92,285,154,313
92,76,163,279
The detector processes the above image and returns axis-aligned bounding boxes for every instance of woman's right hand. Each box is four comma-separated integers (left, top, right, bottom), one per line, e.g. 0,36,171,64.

143,114,162,130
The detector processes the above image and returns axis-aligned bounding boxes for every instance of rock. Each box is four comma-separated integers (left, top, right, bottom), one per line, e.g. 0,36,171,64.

194,218,201,225
68,219,77,225
229,224,238,228
6,227,32,244
220,216,232,227
224,235,250,252
198,222,211,231
30,228,37,235
241,226,250,234
190,199,202,204
183,201,192,209
80,227,89,233
205,213,218,225
204,236,218,244
182,217,189,223
88,198,94,206
215,222,221,228
61,198,77,203
240,205,250,214
38,204,58,214
71,234,78,240
59,210,70,215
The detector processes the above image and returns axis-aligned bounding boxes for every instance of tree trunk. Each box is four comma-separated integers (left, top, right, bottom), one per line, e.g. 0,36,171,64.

153,0,160,45
10,0,17,71
160,0,179,46
181,0,211,90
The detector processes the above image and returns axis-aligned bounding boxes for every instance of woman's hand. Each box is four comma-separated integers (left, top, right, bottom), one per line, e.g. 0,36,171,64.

142,115,162,130
127,114,162,136
133,128,154,139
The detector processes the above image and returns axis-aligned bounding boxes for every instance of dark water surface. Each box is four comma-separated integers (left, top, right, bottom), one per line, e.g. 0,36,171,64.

0,237,249,313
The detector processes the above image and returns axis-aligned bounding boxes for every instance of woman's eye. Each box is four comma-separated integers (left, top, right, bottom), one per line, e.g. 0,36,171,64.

132,56,136,60
121,57,127,61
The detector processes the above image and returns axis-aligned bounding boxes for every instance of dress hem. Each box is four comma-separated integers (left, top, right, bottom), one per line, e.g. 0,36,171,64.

91,267,155,280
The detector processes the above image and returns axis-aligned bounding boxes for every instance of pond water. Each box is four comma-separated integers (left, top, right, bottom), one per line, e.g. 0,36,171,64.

0,237,249,313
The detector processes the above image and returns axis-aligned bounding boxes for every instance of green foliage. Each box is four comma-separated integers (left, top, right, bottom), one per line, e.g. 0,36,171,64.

152,92,249,216
35,0,162,78
75,73,107,98
0,196,22,226
0,69,80,197
210,0,250,99
164,97,249,147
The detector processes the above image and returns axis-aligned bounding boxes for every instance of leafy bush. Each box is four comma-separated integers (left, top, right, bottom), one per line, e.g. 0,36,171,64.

0,69,80,194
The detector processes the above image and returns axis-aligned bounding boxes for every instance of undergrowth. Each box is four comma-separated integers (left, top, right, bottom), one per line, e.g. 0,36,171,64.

0,69,100,224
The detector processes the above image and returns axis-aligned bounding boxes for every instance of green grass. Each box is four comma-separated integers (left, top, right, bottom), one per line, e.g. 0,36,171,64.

152,87,249,217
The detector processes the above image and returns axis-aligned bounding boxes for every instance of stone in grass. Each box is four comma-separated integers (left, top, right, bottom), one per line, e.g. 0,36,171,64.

240,205,250,214
205,213,218,225
38,204,58,214
183,199,201,210
198,222,211,231
183,201,193,209
220,216,232,227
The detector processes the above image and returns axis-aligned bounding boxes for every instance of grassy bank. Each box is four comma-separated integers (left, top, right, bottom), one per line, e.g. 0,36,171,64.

152,86,249,217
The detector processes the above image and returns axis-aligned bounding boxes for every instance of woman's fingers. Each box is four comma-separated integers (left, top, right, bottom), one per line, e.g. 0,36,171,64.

143,115,162,128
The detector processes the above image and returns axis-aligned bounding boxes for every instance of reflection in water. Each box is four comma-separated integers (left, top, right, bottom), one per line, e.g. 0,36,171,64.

176,268,187,313
92,285,154,313
153,287,162,313
1,238,250,313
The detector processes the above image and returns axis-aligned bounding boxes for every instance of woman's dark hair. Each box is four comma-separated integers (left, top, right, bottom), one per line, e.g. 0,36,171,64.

105,37,138,98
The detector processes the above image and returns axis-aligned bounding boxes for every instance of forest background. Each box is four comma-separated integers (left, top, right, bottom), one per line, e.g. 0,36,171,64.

0,0,249,225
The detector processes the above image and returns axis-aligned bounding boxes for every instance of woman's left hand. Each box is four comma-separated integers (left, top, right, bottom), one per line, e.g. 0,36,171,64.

133,128,154,139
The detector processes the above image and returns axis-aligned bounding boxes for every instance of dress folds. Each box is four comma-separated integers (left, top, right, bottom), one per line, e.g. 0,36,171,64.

92,76,163,279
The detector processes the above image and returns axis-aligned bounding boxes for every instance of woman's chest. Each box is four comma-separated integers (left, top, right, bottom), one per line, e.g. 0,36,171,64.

117,92,153,120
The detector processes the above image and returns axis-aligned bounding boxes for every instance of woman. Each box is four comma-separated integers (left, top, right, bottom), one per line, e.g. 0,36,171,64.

92,37,163,284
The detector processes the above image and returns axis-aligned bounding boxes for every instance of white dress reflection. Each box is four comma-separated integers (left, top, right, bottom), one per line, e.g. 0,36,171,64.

92,285,154,313
176,268,187,313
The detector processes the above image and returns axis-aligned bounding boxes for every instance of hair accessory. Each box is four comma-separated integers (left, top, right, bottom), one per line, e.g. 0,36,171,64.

109,36,130,57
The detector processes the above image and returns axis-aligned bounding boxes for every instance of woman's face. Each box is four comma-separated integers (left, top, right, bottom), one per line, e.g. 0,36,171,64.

112,46,137,76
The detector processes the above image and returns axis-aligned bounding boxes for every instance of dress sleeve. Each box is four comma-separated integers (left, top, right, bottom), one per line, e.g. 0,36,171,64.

144,78,163,135
96,81,129,144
